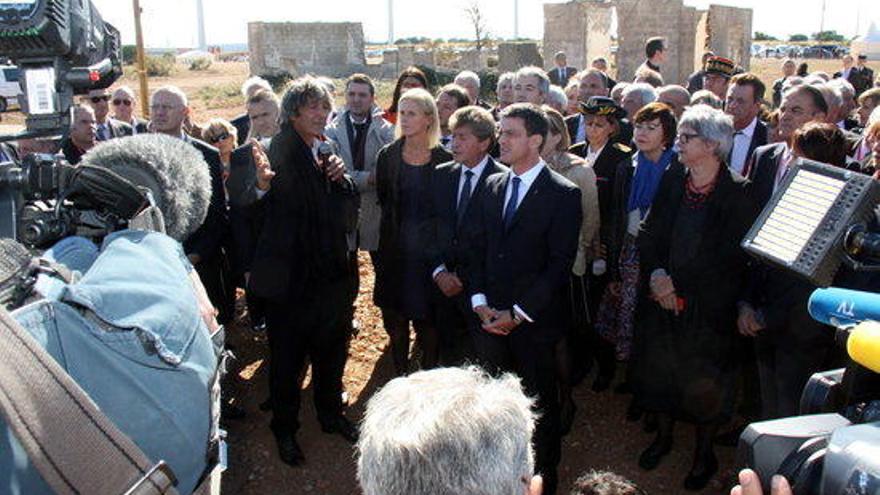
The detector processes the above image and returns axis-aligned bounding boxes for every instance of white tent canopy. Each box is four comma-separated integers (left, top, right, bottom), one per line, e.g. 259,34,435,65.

852,22,880,60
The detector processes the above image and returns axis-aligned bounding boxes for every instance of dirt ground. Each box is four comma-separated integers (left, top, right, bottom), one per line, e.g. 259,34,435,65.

220,253,741,495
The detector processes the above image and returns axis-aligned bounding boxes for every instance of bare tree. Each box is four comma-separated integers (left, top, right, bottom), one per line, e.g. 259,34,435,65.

464,1,490,52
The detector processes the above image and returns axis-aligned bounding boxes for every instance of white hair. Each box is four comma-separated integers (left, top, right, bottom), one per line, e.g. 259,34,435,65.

357,367,536,495
497,71,516,88
112,85,136,100
240,76,271,99
622,82,657,107
455,70,481,89
150,85,188,107
679,104,735,163
546,85,569,112
870,105,880,126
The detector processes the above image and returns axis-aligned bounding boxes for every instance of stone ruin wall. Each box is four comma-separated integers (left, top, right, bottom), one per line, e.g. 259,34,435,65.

248,22,366,78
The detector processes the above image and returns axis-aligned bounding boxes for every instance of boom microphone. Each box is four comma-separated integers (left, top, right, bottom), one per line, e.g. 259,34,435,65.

808,288,880,328
80,134,212,241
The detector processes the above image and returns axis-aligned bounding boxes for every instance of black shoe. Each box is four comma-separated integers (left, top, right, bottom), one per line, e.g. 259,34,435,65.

592,374,613,393
638,436,672,471
683,452,718,491
273,431,305,467
321,416,359,444
259,397,273,412
560,398,577,436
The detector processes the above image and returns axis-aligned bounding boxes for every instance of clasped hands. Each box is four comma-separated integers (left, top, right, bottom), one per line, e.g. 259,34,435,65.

650,273,680,315
474,305,520,336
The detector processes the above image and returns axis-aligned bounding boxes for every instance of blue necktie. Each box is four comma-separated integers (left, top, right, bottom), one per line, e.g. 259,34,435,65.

457,170,474,226
503,176,521,230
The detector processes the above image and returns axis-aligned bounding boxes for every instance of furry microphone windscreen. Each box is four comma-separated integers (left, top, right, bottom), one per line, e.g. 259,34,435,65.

81,134,212,241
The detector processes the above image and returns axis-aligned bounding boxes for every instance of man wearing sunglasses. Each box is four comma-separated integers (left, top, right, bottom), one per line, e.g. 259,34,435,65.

85,88,133,141
111,86,149,134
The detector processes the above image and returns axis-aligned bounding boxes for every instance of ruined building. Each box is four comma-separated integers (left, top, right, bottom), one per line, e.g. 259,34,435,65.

248,22,367,78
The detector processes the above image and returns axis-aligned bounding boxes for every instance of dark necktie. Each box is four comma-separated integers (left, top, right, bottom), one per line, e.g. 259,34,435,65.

353,121,369,171
457,170,474,225
503,176,521,230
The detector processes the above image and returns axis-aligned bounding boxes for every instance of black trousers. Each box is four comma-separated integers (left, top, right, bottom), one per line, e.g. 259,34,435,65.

432,288,477,367
754,305,834,419
265,278,351,435
472,327,561,495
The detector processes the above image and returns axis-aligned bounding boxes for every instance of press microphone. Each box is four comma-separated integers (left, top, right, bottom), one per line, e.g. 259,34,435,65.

808,288,880,328
317,141,333,192
845,321,880,374
80,134,212,241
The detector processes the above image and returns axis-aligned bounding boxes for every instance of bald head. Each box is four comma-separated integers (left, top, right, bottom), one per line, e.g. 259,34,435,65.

657,85,690,119
149,86,189,136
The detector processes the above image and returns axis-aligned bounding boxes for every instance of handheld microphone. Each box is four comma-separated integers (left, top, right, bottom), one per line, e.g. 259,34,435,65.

317,141,333,193
846,321,880,374
80,134,212,241
808,288,880,328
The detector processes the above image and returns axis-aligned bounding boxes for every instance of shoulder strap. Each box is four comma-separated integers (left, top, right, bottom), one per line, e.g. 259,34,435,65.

0,307,179,495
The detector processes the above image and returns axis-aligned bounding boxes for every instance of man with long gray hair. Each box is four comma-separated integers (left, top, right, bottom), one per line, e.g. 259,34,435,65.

357,367,543,495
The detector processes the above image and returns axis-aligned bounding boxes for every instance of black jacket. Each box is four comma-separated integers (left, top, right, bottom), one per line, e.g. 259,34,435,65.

249,127,358,303
373,139,452,309
182,135,229,262
468,166,582,340
426,157,507,281
60,139,87,165
96,118,133,141
548,66,578,87
231,113,250,146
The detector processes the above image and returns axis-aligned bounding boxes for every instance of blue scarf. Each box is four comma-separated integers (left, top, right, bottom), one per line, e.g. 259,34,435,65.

626,148,675,218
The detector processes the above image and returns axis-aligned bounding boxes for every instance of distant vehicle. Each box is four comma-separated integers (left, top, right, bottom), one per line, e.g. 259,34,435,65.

0,65,22,113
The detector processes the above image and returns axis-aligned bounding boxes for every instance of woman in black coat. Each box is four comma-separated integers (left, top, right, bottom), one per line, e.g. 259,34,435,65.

374,88,452,376
631,105,757,491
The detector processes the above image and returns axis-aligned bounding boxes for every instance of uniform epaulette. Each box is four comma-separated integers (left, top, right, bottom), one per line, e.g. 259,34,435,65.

612,142,632,154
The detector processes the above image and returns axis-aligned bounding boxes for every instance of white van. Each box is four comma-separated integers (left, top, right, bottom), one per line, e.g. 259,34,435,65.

0,65,23,113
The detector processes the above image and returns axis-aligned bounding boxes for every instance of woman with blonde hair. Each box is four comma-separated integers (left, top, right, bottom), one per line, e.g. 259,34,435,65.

201,118,238,177
375,88,452,375
541,105,601,433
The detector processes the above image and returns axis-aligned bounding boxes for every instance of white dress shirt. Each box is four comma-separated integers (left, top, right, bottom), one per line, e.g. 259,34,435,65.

584,142,606,168
729,116,757,175
433,155,490,278
470,159,547,323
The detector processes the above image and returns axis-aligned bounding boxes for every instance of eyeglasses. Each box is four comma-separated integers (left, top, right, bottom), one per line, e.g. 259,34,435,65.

677,132,701,144
90,95,111,103
208,132,230,144
113,99,132,107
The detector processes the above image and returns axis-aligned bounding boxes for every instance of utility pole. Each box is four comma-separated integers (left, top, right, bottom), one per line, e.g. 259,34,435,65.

819,0,827,34
196,0,207,51
513,0,519,39
133,0,150,118
388,0,394,44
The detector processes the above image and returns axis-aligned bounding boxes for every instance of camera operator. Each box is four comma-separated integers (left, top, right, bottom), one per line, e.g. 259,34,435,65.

0,230,220,495
247,76,360,466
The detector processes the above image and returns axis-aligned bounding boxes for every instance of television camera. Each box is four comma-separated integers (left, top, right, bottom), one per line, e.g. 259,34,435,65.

738,159,880,494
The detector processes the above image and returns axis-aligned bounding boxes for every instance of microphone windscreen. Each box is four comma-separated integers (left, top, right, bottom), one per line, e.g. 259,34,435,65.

808,288,880,327
848,321,880,374
81,134,211,241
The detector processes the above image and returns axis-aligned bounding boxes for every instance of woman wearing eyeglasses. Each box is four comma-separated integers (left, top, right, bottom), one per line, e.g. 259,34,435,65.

631,105,754,490
111,86,149,134
201,119,238,181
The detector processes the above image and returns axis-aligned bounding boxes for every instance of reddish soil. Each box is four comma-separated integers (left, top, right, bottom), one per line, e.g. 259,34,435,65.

221,253,740,495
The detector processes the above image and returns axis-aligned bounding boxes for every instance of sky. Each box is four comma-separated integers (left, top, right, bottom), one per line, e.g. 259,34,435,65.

91,0,880,49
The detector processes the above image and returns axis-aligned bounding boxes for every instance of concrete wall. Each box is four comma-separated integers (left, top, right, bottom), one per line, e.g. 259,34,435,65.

542,1,614,74
498,42,543,73
706,5,753,70
248,22,366,77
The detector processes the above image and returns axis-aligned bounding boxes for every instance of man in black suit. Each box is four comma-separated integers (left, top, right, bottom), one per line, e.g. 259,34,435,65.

111,86,149,134
85,88,132,141
725,73,768,175
247,77,360,466
149,86,234,324
60,104,97,165
468,103,582,495
428,106,506,366
852,54,875,97
834,55,862,91
591,57,617,90
548,51,578,87
230,76,274,146
740,84,834,419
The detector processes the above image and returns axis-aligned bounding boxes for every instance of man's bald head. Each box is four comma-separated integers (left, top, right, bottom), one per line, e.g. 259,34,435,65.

149,86,189,136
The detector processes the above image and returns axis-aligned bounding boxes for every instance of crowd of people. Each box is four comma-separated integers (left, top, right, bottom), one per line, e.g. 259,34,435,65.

7,34,879,495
